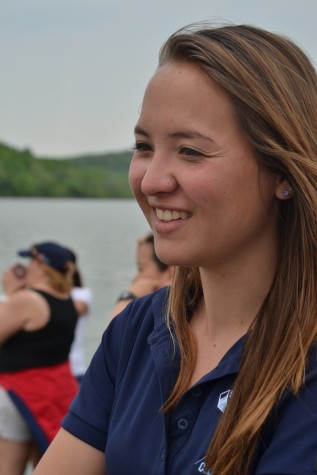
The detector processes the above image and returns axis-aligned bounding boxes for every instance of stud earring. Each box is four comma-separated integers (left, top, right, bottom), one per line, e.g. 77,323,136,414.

282,187,293,198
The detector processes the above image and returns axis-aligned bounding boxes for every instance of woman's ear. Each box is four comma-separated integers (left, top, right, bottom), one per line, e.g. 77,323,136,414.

275,177,294,201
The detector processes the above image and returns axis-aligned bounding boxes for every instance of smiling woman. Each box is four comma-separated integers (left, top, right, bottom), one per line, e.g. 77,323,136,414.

34,23,317,475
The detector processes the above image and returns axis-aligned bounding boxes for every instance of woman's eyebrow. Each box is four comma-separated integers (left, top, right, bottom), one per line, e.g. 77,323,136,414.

134,126,214,143
134,125,149,137
169,130,215,143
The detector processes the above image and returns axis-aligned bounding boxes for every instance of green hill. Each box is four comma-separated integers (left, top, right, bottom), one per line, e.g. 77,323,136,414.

0,143,133,198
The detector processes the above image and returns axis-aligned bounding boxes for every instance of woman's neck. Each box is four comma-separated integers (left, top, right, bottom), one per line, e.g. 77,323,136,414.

29,282,69,299
197,247,277,339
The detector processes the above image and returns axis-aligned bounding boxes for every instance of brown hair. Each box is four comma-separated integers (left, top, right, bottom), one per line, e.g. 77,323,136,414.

37,260,75,293
159,24,317,474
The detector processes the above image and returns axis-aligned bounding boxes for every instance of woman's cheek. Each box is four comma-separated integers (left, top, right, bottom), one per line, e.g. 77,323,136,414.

129,160,144,198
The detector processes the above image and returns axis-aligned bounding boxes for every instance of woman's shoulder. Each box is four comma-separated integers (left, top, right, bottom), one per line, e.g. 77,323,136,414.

305,345,317,381
6,288,47,307
0,288,50,338
88,287,171,391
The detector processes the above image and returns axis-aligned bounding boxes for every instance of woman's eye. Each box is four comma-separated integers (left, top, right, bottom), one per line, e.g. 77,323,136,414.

180,147,204,158
133,142,152,153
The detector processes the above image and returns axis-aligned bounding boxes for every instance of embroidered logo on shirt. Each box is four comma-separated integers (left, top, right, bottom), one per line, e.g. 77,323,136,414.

193,389,232,473
217,389,232,413
195,457,212,474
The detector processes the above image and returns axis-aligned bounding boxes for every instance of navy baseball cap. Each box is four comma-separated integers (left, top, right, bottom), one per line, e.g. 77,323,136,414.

18,241,72,273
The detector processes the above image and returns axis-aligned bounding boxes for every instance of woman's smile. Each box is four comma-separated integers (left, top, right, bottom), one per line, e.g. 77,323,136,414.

155,208,192,221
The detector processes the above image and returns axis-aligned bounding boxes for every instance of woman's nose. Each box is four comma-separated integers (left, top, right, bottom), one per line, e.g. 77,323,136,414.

140,154,178,196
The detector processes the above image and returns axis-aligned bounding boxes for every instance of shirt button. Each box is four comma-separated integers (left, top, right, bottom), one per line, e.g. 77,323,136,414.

177,418,189,430
191,387,202,398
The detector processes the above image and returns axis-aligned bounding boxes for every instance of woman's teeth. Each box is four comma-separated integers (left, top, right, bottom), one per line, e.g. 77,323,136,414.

155,208,190,221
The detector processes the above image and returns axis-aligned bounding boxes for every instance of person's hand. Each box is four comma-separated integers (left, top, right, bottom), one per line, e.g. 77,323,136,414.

2,264,28,296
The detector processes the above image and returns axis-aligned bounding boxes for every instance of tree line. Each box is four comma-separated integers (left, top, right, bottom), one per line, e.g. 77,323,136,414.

0,143,133,198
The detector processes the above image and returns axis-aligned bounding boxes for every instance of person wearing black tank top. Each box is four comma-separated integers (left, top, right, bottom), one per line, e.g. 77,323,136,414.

0,241,79,475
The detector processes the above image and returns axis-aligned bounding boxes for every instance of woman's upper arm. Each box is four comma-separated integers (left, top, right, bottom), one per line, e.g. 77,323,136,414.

33,428,106,475
0,291,49,343
0,295,28,343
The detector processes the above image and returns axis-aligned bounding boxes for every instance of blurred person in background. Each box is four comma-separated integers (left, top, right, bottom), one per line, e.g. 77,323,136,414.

68,249,93,384
0,241,78,475
110,232,173,319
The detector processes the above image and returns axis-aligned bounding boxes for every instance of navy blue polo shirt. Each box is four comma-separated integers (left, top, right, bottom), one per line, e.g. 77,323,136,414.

62,287,317,474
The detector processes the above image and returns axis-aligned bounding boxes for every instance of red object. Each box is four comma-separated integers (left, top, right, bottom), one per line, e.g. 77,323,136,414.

0,361,78,451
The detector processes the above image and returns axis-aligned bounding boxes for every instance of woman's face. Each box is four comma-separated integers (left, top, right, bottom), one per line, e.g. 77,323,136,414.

129,61,281,269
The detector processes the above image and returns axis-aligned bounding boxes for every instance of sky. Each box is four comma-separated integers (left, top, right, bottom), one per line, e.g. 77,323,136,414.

0,0,316,158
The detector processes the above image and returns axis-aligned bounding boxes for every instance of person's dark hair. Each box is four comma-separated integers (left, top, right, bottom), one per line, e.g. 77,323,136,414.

72,269,83,288
67,249,83,288
159,23,317,475
144,233,169,272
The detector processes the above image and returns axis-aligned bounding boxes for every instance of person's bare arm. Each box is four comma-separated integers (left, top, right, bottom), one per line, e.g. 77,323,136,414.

0,290,49,344
109,276,159,320
33,428,106,475
74,299,89,316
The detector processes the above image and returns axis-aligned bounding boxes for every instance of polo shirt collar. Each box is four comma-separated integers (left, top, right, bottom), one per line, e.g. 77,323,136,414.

147,288,245,399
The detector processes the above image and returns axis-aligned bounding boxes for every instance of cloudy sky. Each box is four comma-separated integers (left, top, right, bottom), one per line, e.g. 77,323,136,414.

1,0,316,157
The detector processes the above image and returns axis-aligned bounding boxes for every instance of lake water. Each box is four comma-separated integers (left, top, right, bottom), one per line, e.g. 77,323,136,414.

0,197,149,363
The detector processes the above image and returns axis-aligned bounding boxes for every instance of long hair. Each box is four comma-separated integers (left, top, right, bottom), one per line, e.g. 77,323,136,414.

159,24,317,474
